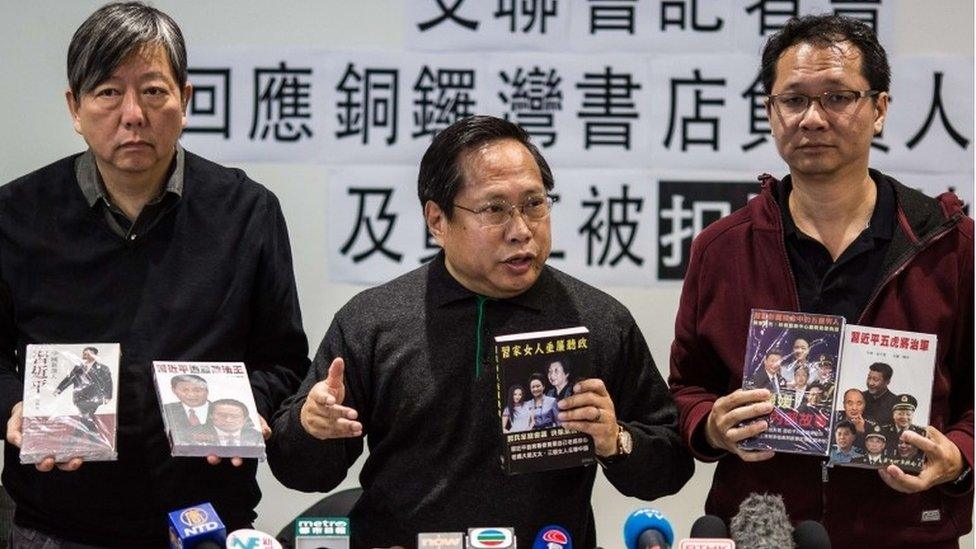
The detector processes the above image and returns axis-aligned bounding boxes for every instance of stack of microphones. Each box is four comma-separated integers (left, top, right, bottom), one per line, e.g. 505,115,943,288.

622,493,831,549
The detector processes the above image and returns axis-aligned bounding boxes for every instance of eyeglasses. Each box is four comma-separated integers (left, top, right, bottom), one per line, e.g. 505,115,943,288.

454,195,554,227
767,90,881,116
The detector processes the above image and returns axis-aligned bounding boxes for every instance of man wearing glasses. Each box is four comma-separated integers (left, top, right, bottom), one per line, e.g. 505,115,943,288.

669,15,972,547
268,115,693,548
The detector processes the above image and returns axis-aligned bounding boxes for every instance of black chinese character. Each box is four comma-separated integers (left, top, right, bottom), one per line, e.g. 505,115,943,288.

744,0,797,36
335,63,399,145
740,74,769,151
579,184,644,267
186,68,231,139
499,66,563,147
588,0,638,34
413,66,476,139
495,0,558,33
249,62,313,142
664,69,726,151
831,0,881,32
417,0,480,31
906,72,970,150
340,187,403,263
576,66,642,150
660,0,723,31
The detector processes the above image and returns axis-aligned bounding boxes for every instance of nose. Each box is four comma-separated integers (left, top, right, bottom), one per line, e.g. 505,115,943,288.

120,89,146,128
504,208,533,242
797,98,829,131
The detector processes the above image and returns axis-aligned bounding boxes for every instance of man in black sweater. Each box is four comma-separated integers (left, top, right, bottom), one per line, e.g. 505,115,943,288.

268,116,694,548
0,3,309,547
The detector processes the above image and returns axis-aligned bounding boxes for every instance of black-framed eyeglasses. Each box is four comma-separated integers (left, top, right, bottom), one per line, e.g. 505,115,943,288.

453,195,554,227
767,90,881,116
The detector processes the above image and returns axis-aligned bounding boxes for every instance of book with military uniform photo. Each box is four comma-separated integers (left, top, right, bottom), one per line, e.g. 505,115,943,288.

827,325,935,474
152,361,266,459
494,326,595,475
738,310,844,456
20,343,121,464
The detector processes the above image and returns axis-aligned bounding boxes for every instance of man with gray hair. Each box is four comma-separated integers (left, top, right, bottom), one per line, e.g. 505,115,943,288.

0,3,309,546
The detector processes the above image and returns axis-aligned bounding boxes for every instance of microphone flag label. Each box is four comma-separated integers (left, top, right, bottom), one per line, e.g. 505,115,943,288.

468,527,515,548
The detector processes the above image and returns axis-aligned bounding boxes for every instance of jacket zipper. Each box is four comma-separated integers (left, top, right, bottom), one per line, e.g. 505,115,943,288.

856,212,963,324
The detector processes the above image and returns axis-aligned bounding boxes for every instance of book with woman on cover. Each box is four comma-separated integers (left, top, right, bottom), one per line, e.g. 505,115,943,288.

494,326,594,475
153,361,266,459
21,343,120,463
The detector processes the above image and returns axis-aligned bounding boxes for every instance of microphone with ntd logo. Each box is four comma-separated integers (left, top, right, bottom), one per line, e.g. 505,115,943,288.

167,502,226,549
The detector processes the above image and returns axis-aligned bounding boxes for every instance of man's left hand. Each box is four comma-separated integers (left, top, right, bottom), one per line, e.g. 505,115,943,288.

879,426,965,493
206,415,271,468
556,379,619,457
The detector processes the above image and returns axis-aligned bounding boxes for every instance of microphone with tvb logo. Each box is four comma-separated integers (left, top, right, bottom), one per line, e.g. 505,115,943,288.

532,524,572,549
167,502,226,549
467,527,516,548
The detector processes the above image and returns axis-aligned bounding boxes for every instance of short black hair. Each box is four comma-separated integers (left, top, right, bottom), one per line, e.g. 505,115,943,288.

170,374,207,389
67,1,187,99
83,346,99,355
417,115,554,219
211,398,249,418
868,362,893,382
759,14,890,94
764,349,785,359
835,420,854,434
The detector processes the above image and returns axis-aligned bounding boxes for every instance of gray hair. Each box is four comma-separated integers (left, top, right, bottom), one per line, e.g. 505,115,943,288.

67,2,187,99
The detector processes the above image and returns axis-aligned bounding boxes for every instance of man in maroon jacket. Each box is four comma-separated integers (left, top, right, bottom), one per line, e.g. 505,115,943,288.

668,14,973,548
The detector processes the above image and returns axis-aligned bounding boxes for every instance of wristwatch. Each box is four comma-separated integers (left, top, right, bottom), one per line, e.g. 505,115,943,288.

598,423,633,467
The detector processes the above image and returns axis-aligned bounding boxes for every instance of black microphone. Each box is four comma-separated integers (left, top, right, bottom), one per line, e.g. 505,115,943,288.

793,520,831,549
729,493,794,549
679,515,734,549
689,515,728,538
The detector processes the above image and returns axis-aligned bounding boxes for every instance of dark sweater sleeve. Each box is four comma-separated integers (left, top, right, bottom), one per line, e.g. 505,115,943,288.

245,191,311,421
0,273,20,427
267,315,367,492
602,319,695,499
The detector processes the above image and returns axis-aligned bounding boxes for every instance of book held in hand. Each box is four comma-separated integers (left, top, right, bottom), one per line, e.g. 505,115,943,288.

738,309,937,475
153,361,266,459
828,325,935,474
494,326,595,475
21,343,120,464
738,310,844,455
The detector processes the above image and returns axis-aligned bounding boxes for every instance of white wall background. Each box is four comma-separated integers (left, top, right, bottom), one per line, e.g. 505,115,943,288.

0,1,971,546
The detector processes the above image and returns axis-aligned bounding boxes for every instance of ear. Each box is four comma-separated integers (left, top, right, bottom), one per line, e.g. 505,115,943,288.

181,82,193,129
424,200,448,246
873,92,890,135
65,89,82,135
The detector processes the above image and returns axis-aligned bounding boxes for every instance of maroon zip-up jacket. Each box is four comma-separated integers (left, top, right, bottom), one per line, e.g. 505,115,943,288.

669,170,973,548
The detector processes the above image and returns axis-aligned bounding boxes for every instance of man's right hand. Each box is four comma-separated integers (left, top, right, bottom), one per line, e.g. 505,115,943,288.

6,401,84,472
704,389,776,462
300,358,363,440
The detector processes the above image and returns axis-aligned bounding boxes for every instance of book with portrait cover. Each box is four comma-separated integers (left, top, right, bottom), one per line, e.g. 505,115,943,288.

827,325,935,474
20,343,120,464
494,326,595,475
153,361,265,459
738,309,844,456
